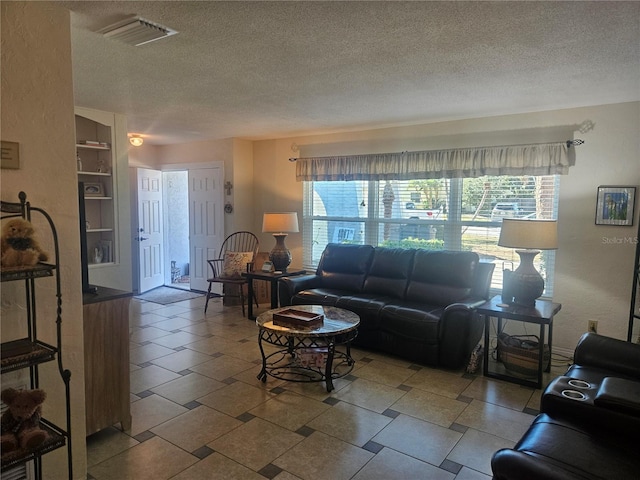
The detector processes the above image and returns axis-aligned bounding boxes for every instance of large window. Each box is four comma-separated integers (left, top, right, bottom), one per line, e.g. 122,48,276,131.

303,175,559,295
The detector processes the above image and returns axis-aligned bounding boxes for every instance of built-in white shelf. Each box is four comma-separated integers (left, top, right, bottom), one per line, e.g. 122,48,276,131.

78,171,111,177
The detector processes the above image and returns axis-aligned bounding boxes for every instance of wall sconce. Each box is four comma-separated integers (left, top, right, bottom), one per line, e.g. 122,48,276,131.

129,134,144,147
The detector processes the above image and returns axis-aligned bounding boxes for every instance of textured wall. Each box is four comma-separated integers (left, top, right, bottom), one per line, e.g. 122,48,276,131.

157,138,234,232
1,2,87,478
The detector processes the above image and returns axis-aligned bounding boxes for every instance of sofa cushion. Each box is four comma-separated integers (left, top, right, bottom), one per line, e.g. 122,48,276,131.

379,302,444,342
335,294,390,332
406,251,478,305
363,247,414,298
377,302,444,365
317,243,374,292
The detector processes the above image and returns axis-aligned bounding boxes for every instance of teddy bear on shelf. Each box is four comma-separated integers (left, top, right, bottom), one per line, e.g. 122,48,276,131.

1,218,49,268
1,388,48,456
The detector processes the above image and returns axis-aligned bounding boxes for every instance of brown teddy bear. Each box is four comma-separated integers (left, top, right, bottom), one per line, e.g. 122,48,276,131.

1,388,48,455
1,218,49,268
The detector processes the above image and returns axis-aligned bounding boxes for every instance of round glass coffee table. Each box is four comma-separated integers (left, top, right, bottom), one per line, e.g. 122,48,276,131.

256,305,360,392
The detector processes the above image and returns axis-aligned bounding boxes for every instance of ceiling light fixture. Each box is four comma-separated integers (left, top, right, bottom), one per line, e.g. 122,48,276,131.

129,135,144,147
100,16,178,46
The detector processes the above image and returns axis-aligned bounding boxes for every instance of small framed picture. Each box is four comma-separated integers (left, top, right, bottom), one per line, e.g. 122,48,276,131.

595,186,636,226
1,141,20,169
84,182,104,197
261,261,273,272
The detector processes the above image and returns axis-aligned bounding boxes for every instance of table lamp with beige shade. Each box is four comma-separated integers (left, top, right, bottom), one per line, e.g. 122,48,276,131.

262,212,299,272
498,218,558,307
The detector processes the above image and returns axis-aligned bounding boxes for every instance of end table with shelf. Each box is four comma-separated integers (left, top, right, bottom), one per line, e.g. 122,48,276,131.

476,295,562,389
243,270,306,320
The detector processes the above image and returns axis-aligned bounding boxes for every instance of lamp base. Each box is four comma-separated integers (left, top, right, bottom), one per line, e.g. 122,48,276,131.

505,250,544,307
269,234,291,272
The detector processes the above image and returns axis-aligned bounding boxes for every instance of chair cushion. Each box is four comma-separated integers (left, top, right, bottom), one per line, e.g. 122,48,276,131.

221,251,253,278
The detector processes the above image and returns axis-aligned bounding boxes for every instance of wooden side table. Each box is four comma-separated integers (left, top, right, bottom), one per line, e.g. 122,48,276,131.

476,295,561,389
243,269,306,320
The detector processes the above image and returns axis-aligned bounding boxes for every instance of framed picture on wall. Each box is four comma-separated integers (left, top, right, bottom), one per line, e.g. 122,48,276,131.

83,182,104,197
595,186,636,226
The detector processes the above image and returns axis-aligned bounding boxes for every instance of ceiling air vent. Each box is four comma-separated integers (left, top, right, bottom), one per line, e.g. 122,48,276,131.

100,16,178,46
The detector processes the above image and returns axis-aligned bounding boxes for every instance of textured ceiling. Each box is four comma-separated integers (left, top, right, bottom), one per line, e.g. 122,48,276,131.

55,1,640,145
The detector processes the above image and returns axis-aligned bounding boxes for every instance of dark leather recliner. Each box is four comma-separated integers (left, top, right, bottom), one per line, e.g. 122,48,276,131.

491,413,639,480
491,333,640,480
279,243,495,368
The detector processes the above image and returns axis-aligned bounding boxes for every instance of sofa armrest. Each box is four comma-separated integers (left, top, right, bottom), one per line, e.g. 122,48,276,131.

438,302,484,368
573,333,640,380
470,262,495,300
278,274,322,306
594,377,640,416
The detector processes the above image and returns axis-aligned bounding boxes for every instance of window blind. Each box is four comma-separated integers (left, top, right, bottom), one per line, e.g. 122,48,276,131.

303,175,559,296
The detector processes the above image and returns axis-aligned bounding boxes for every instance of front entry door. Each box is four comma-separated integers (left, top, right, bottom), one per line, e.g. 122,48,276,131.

137,168,164,293
188,167,224,292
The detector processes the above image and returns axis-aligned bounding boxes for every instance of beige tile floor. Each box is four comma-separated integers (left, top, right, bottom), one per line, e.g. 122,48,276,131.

86,295,568,480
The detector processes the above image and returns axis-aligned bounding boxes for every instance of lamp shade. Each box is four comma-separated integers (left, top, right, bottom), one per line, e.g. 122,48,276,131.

498,219,558,250
262,212,299,234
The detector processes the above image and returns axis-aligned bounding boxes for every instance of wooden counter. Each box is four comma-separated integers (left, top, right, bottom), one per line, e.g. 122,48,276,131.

83,287,132,436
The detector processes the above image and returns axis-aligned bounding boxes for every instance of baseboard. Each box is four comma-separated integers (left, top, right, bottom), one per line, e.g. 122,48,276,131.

551,345,574,359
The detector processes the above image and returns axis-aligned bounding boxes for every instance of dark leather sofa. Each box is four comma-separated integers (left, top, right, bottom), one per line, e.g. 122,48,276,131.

491,333,640,480
279,243,495,368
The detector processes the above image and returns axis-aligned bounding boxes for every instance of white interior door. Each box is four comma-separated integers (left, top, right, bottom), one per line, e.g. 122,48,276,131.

189,167,224,292
137,168,164,293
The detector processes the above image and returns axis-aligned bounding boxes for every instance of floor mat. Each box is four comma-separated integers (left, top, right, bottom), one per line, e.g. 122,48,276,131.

134,286,204,305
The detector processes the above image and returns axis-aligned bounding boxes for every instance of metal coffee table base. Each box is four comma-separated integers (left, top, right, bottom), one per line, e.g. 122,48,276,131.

257,329,357,392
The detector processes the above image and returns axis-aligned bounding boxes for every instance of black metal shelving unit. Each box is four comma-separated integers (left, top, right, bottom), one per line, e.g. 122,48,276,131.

1,192,72,479
629,220,640,343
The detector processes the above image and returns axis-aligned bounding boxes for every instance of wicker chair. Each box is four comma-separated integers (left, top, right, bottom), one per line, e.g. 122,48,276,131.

204,231,260,316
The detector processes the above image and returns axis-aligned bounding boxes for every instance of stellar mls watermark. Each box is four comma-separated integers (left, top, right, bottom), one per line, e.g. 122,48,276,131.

602,236,638,245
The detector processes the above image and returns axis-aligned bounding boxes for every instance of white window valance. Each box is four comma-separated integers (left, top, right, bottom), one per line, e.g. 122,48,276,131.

295,141,577,181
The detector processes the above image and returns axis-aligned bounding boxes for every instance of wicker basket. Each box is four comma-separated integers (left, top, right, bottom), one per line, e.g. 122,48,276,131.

497,333,550,378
